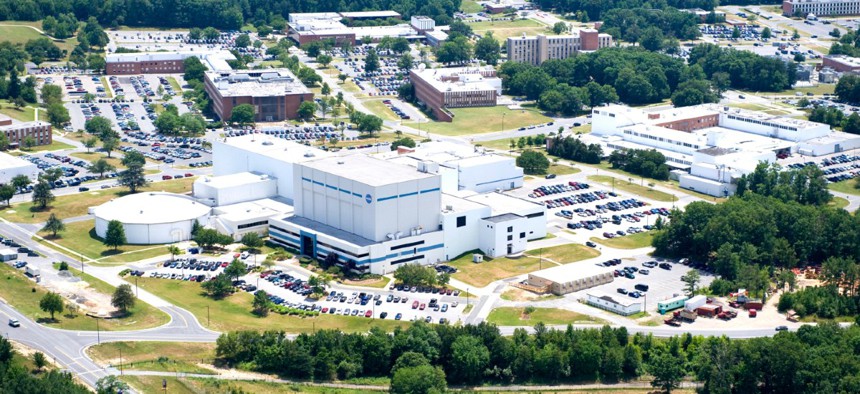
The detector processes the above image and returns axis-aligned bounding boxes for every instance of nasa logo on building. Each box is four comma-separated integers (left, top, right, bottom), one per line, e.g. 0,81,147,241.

365,194,372,204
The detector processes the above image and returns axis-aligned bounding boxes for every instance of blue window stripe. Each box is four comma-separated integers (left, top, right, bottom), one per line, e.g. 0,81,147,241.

312,180,324,186
325,184,337,190
377,195,397,202
352,192,362,198
301,177,311,183
418,243,444,252
400,249,414,256
420,187,440,194
339,188,351,194
399,191,418,198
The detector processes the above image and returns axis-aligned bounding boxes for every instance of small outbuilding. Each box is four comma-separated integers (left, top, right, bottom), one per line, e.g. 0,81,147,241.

0,248,17,261
528,263,614,295
586,291,643,316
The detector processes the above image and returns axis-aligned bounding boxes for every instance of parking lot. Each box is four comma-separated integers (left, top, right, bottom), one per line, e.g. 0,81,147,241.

331,46,411,97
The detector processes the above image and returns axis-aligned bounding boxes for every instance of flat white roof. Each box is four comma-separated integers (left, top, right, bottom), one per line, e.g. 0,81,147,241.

441,193,489,214
410,66,500,93
196,172,274,189
93,192,210,225
339,11,401,18
206,68,309,97
532,262,612,281
106,50,235,71
214,198,293,222
0,152,36,170
218,134,331,163
587,290,642,307
465,192,542,216
302,154,436,186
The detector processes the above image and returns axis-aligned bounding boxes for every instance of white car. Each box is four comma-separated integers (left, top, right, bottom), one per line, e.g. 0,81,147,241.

8,318,20,327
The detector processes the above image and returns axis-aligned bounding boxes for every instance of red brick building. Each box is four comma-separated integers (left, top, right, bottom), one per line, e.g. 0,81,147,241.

105,51,235,75
204,69,314,122
409,67,501,122
0,115,52,147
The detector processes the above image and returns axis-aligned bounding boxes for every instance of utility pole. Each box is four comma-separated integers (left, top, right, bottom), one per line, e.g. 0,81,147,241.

119,348,123,375
134,276,138,298
96,318,100,344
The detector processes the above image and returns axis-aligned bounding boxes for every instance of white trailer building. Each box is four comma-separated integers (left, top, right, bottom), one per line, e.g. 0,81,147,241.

586,291,643,315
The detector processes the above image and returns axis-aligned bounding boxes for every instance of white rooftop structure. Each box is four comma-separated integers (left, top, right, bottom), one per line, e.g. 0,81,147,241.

587,290,642,308
0,151,38,185
302,154,437,187
339,11,402,19
464,191,543,216
92,193,209,225
410,66,502,94
205,69,309,97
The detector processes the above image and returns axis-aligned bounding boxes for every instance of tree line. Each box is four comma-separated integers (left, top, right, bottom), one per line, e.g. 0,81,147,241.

0,0,462,30
0,336,91,393
546,135,603,164
215,320,860,393
688,44,798,92
534,0,777,20
601,7,700,45
608,149,671,181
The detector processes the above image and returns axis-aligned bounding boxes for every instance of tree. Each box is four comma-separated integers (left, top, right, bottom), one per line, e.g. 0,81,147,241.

39,292,63,320
118,163,148,193
46,103,70,128
391,137,416,151
792,29,800,40
365,48,380,73
449,335,490,384
230,103,255,125
0,183,13,207
155,111,180,134
101,137,119,159
552,22,568,35
203,27,220,40
681,270,700,297
252,290,270,316
235,33,251,48
194,228,233,251
96,375,130,394
435,35,473,64
394,264,438,287
732,26,741,40
88,158,115,179
224,259,247,281
516,150,550,175
474,32,501,65
104,220,126,250
648,350,685,393
844,112,860,134
86,116,117,140
41,213,65,237
298,101,316,120
338,73,348,84
761,27,772,39
12,174,31,189
308,274,329,297
397,52,414,70
639,27,664,51
390,365,447,394
202,274,233,298
21,135,36,150
0,133,8,151
40,84,63,105
121,151,146,167
189,28,202,40
31,181,54,209
33,351,47,371
316,54,333,68
317,98,331,119
240,232,264,253
183,56,207,83
167,245,181,261
41,167,64,185
111,284,136,314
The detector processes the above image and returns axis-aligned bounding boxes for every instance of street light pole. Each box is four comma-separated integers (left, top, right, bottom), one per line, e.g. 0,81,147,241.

134,276,138,298
96,318,100,344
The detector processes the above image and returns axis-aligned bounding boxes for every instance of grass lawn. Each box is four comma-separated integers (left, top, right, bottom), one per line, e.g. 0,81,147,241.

362,99,400,121
0,101,39,122
526,243,600,264
728,103,771,111
460,0,484,13
448,252,549,288
0,176,196,224
486,307,605,326
830,196,850,210
167,77,182,92
37,220,172,264
259,60,283,68
121,376,388,394
320,132,400,149
0,23,78,57
0,263,168,331
343,275,391,289
87,342,217,375
469,19,549,41
759,84,836,96
71,151,124,169
570,123,592,134
341,79,362,94
26,139,76,152
135,277,409,333
404,106,551,136
589,231,655,250
828,178,860,196
548,163,581,176
587,175,677,202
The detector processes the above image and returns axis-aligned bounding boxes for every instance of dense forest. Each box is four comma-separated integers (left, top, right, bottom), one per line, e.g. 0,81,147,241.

0,337,91,394
600,7,701,43
689,44,798,92
0,0,461,29
216,321,860,394
534,0,779,20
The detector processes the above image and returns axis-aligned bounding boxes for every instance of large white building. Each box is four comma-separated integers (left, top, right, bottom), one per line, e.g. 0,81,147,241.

91,193,211,244
0,152,38,185
587,104,860,196
783,0,860,16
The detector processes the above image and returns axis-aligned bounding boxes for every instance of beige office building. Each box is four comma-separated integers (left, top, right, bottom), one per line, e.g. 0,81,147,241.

506,30,612,65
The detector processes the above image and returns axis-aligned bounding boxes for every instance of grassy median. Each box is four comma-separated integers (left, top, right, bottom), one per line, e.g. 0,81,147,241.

87,342,217,374
589,231,655,250
486,307,605,326
36,219,171,264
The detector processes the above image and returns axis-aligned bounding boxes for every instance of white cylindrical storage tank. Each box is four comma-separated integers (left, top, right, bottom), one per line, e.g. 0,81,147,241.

92,192,211,245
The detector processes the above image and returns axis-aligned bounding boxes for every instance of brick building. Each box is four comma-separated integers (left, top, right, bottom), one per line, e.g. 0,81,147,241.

409,66,501,122
506,30,613,66
783,0,860,16
204,69,313,122
822,55,860,72
0,115,52,147
106,51,235,75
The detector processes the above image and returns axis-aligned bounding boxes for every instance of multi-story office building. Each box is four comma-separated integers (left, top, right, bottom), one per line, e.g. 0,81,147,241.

506,30,613,65
409,66,501,122
203,69,313,122
105,50,235,75
0,115,51,147
783,0,860,16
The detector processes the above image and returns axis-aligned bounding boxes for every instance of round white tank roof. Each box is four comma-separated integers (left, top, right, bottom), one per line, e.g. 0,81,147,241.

92,192,209,225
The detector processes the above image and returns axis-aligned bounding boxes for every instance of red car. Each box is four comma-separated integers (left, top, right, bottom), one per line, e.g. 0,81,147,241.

412,301,419,309
162,175,172,180
184,173,194,177
419,303,426,310
364,310,372,318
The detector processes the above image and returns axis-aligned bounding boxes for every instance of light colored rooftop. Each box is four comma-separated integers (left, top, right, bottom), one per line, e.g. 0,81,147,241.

339,11,401,18
0,121,50,131
106,50,235,71
441,193,490,214
288,12,341,23
410,66,500,93
214,198,293,221
196,172,275,189
531,262,613,281
465,192,543,215
92,192,210,225
206,68,309,97
587,290,642,307
217,134,331,163
302,154,437,187
350,24,422,38
0,151,36,170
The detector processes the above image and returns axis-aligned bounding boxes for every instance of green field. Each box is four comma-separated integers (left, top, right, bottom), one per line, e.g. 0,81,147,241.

25,139,76,152
760,84,837,97
87,342,217,375
0,100,41,122
0,263,168,331
486,307,605,326
469,19,549,41
528,243,600,264
121,376,389,394
828,178,860,196
404,106,551,136
135,277,409,333
167,76,182,92
548,163,581,176
0,176,195,224
449,252,548,288
0,23,79,59
70,151,125,170
37,220,173,264
460,0,485,13
362,99,400,121
590,231,655,250
830,196,850,210
587,175,678,202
